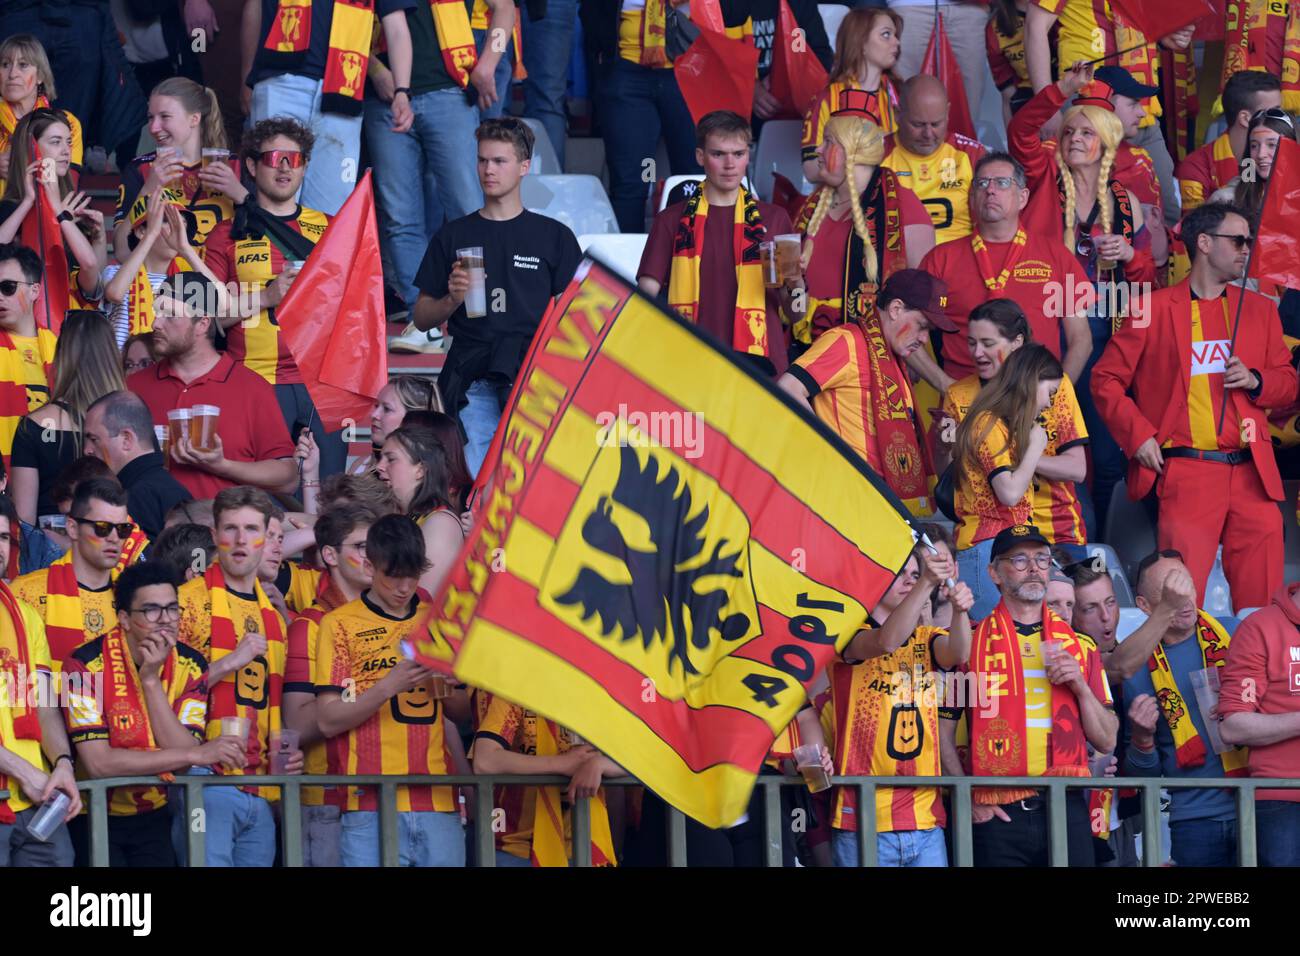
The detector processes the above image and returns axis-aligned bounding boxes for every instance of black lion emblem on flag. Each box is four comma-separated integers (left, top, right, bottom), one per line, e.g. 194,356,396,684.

555,444,751,676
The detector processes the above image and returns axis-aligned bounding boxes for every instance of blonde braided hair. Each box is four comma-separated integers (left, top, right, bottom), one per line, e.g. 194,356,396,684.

802,115,886,282
1056,105,1124,251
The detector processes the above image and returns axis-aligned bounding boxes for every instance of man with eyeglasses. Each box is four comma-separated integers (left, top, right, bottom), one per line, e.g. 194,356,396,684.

918,151,1091,384
12,479,131,670
1093,202,1297,610
203,117,346,480
1115,549,1245,866
0,243,55,473
61,561,244,867
83,390,192,540
283,505,378,867
959,523,1116,866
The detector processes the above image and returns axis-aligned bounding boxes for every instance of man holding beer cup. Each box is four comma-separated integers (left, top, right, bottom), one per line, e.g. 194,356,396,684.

314,514,467,866
821,543,973,866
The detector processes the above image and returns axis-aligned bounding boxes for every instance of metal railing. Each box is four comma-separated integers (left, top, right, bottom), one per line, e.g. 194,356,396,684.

61,774,1300,867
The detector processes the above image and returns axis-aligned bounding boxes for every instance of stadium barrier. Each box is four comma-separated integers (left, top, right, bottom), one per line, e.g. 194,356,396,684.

39,774,1300,867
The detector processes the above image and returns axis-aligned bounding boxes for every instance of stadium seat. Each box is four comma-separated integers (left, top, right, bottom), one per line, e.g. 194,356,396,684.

1101,478,1156,582
751,120,806,202
579,233,649,284
1217,616,1242,636
521,117,562,175
1115,607,1147,643
1084,543,1135,607
1236,607,1262,619
657,174,757,211
522,174,619,235
819,4,849,50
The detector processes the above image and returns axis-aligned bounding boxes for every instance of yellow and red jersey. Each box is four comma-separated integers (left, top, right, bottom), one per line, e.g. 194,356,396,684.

202,207,330,385
950,410,1033,549
10,569,116,671
0,599,51,815
1175,133,1239,215
882,133,986,245
285,603,334,807
64,637,207,816
314,593,454,813
820,625,947,833
801,77,900,162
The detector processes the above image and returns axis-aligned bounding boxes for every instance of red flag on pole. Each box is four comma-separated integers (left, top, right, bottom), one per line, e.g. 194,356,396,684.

768,0,828,119
275,170,388,431
1250,136,1300,291
920,11,976,141
23,141,68,335
690,0,727,34
675,25,760,124
1108,0,1215,43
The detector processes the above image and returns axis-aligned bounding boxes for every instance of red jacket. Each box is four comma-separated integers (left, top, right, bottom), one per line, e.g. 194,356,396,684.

1091,281,1299,501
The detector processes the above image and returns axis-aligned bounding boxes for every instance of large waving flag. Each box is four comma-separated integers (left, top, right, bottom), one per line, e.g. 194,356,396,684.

1250,136,1300,291
408,260,916,828
1107,0,1214,43
768,0,828,119
26,140,68,334
275,171,388,431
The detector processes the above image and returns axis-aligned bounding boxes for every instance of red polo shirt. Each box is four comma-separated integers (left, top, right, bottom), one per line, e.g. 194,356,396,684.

126,353,295,500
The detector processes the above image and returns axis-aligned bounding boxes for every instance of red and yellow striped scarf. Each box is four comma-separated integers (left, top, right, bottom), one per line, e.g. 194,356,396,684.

969,601,1090,804
667,185,769,357
102,626,180,811
1223,0,1300,113
0,581,40,823
205,562,285,782
262,0,376,113
1110,9,1161,121
44,551,94,668
430,0,479,89
0,94,50,157
1147,611,1249,775
530,716,616,867
639,0,668,67
115,527,149,573
0,327,52,472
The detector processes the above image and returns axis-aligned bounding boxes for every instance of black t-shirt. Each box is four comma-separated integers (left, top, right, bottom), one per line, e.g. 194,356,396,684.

415,209,582,344
10,416,78,519
250,0,414,85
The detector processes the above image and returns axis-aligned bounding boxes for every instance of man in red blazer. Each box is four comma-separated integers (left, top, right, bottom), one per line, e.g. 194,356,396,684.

1092,202,1299,609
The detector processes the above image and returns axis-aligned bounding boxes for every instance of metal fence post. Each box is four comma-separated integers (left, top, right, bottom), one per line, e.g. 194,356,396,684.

280,780,303,868
88,784,110,868
855,782,877,867
1141,782,1162,867
952,781,973,867
1237,783,1257,868
474,781,497,867
1047,782,1069,867
185,778,207,867
762,777,783,867
667,805,688,867
379,782,399,867
571,795,592,867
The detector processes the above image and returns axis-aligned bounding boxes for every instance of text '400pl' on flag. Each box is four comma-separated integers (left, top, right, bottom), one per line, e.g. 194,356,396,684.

408,260,916,828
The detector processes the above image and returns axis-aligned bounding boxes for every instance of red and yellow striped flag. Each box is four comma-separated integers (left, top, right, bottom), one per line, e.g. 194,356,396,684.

410,261,915,828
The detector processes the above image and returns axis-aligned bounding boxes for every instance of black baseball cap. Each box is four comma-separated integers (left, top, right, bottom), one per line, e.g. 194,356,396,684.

1092,66,1159,102
990,524,1051,559
878,269,958,332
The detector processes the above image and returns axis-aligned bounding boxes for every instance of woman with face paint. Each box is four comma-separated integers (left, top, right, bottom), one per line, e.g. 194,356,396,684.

950,343,1067,621
939,299,1089,560
0,35,83,192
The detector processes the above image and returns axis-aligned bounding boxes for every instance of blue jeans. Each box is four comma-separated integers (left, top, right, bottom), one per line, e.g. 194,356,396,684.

203,785,277,867
1170,816,1237,867
1257,801,1300,867
598,58,701,232
339,810,466,866
495,848,533,867
956,537,999,624
473,28,515,120
461,379,504,478
364,88,482,309
522,0,577,170
832,827,948,867
251,73,362,216
1076,314,1128,525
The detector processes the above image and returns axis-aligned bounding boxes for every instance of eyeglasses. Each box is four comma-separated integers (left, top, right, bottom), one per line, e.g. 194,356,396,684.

974,176,1016,190
123,358,154,372
1209,232,1253,250
0,279,36,297
72,517,135,539
998,553,1053,571
257,149,305,169
127,603,181,623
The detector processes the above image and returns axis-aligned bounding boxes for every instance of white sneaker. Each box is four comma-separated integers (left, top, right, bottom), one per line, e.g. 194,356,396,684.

388,322,448,354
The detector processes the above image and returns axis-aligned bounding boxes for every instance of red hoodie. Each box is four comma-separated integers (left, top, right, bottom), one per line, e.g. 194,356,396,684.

1219,583,1300,801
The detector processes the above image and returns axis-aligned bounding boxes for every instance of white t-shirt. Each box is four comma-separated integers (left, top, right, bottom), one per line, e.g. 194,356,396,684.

101,264,167,349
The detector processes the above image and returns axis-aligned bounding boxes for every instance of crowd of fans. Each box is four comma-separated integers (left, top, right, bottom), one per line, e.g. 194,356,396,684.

0,0,1298,871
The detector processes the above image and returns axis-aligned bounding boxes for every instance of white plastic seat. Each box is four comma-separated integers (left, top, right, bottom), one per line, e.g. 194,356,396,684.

1115,607,1147,643
819,4,849,51
579,233,649,284
521,117,561,175
751,119,806,202
521,174,619,235
1084,543,1135,607
658,174,757,212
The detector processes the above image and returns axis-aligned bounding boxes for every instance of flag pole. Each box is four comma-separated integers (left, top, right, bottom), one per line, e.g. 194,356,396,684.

32,138,52,332
1082,43,1150,68
1214,168,1278,437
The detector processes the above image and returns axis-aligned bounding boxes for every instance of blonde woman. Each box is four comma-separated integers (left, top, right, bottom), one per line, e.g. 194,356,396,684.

11,311,125,525
0,35,82,189
794,109,934,347
800,8,904,186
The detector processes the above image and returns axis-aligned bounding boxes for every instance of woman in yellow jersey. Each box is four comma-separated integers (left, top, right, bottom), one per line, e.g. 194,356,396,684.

951,343,1063,621
939,299,1089,556
0,110,104,306
801,7,902,188
112,77,240,262
0,35,83,190
375,425,465,597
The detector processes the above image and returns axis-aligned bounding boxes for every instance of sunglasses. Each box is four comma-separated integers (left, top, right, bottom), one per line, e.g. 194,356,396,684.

1209,232,1253,250
0,279,36,297
1251,107,1295,130
73,517,135,539
257,149,305,169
